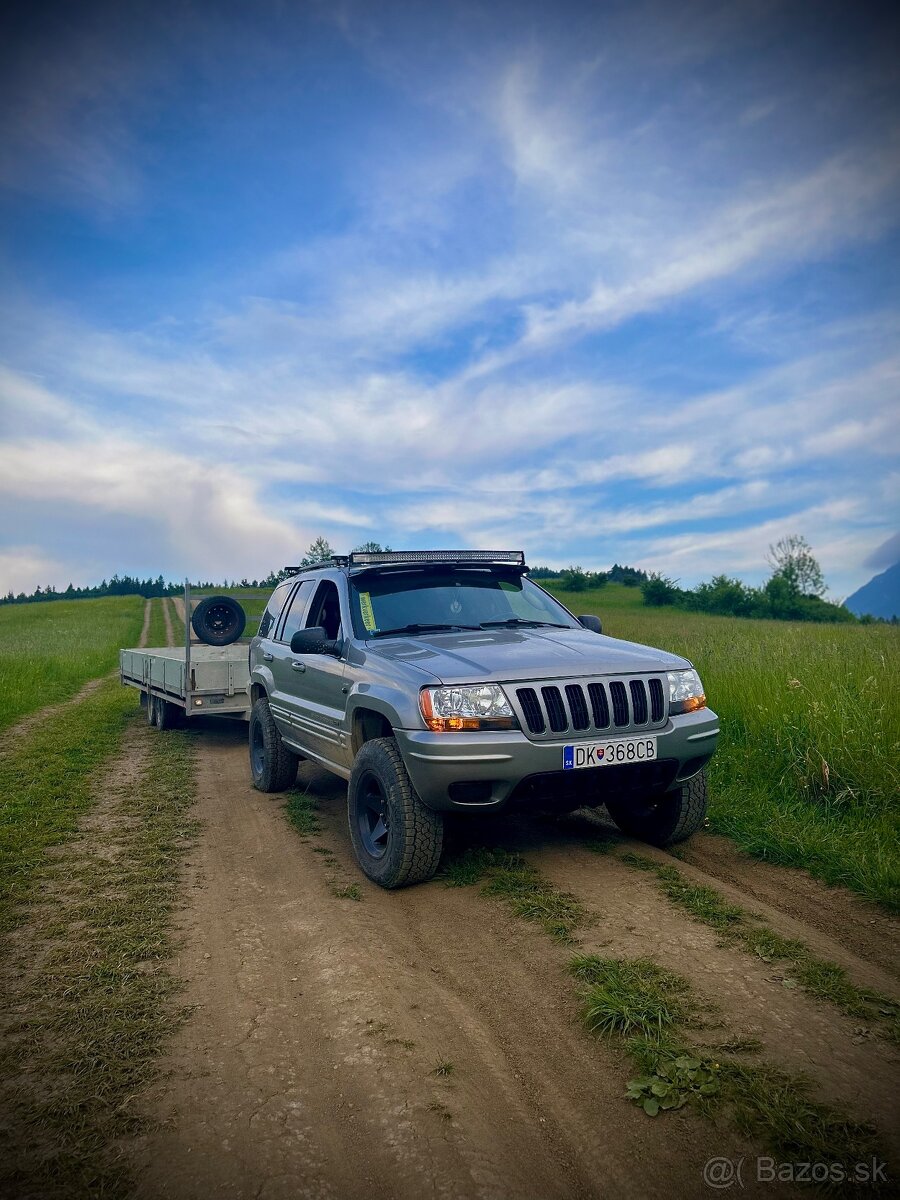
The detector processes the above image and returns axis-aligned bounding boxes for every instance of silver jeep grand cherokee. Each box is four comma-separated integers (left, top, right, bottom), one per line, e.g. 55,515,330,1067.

248,550,719,888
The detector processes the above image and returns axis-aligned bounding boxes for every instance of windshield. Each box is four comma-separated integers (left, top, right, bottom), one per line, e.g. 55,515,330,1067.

348,570,580,638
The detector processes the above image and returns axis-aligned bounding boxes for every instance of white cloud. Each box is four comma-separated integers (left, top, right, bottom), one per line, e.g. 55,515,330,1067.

0,427,311,583
0,547,65,595
468,146,900,377
864,531,900,571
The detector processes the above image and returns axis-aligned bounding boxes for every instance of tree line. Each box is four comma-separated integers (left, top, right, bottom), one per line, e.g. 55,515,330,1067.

2,534,871,625
640,535,861,623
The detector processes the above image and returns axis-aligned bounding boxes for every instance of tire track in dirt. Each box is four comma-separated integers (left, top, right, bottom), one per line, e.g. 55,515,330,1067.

674,831,899,979
559,812,899,998
132,730,773,1200
513,828,899,1162
0,599,153,754
162,596,176,647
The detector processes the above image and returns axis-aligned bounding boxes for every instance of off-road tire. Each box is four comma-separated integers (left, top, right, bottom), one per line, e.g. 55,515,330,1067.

347,738,443,889
605,769,708,846
191,595,246,647
249,696,298,792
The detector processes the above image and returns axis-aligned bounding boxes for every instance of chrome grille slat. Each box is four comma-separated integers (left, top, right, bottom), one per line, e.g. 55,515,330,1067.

513,675,668,740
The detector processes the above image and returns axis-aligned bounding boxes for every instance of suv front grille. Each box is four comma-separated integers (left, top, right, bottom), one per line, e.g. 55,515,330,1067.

513,675,668,739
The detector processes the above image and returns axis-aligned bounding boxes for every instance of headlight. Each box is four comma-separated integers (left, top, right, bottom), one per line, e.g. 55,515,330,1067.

420,684,518,732
667,669,706,715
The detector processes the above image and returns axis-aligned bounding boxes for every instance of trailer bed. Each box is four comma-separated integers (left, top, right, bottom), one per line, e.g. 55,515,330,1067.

120,643,251,718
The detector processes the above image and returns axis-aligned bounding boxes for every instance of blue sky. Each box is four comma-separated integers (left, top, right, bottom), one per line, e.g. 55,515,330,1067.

1,0,898,599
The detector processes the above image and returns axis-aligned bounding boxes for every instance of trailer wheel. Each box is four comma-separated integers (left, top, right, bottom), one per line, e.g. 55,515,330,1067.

249,697,298,791
191,595,246,646
154,698,182,730
146,693,157,725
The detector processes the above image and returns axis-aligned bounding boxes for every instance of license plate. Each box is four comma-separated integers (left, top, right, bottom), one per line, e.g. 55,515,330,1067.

563,737,657,770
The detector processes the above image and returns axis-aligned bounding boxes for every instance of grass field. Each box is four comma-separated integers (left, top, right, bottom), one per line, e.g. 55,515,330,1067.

0,597,145,732
545,582,900,910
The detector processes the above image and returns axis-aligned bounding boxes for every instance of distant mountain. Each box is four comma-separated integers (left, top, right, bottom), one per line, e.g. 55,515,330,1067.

844,561,900,620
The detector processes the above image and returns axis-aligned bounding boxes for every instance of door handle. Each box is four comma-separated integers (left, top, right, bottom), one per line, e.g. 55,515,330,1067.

291,661,306,672
262,652,274,662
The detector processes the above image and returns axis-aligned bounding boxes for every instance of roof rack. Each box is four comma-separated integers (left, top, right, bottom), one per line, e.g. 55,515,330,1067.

283,551,527,577
282,555,349,575
348,549,526,572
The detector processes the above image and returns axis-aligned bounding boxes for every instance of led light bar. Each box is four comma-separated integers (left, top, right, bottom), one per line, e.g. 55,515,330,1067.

349,549,526,569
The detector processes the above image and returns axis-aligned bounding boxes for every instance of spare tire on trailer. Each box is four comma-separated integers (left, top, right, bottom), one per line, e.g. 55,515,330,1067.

191,595,246,646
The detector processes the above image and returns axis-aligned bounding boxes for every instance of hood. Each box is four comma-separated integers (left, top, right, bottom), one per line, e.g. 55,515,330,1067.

367,626,689,684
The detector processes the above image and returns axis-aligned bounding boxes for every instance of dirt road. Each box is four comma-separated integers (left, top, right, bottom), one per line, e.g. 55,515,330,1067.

132,721,898,1200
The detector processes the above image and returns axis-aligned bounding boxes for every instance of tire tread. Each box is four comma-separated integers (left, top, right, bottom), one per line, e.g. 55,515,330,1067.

348,738,442,888
250,697,298,792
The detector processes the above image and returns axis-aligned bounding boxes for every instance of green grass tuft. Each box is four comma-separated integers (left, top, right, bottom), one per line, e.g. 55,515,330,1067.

570,955,702,1037
284,788,321,838
481,858,585,942
719,1060,878,1164
618,851,657,871
439,846,516,887
330,882,362,901
572,953,880,1163
653,865,746,932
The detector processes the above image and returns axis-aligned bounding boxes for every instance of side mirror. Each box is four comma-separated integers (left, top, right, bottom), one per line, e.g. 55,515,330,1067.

578,614,602,634
290,626,342,656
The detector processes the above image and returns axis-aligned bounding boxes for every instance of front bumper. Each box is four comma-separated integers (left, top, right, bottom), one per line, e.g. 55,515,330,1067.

395,706,720,811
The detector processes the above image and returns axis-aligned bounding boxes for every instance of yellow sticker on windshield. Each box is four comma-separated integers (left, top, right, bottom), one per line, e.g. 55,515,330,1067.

359,591,377,631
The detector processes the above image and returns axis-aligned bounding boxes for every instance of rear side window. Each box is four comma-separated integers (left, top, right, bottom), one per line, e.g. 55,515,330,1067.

258,582,293,639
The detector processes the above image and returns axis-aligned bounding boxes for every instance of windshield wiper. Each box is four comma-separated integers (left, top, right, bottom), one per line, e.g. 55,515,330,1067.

370,622,481,638
478,618,571,629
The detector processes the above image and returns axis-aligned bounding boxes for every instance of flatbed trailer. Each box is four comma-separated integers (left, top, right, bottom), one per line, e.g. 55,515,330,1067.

120,583,252,721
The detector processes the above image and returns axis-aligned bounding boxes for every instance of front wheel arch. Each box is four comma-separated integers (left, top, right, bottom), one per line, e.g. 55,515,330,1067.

350,706,395,756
